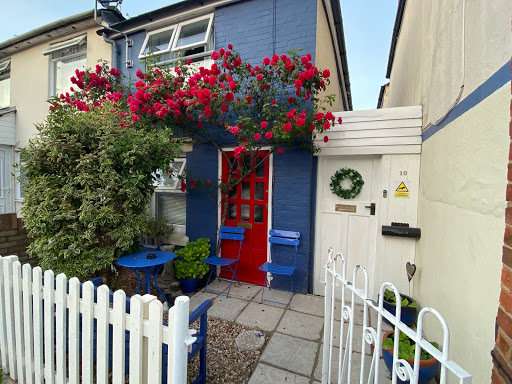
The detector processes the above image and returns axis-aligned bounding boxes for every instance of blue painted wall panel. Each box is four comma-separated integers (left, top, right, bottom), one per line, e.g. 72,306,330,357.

115,31,146,85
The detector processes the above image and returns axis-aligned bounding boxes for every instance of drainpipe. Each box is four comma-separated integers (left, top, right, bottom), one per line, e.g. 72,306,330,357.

102,33,118,70
93,0,133,68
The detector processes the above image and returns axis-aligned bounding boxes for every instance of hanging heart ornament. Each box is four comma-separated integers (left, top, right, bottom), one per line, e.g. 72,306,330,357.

406,262,416,282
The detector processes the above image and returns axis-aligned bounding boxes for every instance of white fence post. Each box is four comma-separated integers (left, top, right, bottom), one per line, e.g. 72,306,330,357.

3,256,19,378
130,295,144,384
112,289,127,384
168,296,191,383
141,294,157,384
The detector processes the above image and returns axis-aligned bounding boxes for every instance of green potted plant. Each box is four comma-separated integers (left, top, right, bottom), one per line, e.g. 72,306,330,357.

382,331,440,384
174,238,211,293
383,288,418,326
145,217,174,246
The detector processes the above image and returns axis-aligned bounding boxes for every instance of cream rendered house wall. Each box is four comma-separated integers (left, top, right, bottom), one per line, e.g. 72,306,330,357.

10,27,111,148
315,0,344,112
385,0,512,382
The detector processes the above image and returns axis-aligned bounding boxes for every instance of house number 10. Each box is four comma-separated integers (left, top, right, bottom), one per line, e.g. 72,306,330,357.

400,171,408,176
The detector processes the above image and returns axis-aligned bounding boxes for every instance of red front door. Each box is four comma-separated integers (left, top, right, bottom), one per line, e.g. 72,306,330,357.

220,151,269,285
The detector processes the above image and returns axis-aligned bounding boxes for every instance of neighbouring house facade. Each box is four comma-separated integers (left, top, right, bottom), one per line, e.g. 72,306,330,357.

379,0,512,382
0,9,123,216
102,0,351,292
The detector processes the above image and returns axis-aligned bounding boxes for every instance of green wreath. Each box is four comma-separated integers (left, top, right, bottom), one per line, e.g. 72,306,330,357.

330,168,364,199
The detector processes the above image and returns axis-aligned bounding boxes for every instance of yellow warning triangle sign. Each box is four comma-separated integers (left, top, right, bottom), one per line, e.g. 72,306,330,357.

396,182,408,192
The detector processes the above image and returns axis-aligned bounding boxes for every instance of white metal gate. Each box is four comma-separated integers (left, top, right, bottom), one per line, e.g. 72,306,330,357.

322,248,472,384
0,255,195,384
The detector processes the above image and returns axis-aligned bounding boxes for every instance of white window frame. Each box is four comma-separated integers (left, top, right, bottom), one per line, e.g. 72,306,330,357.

43,35,86,56
171,13,214,52
153,157,187,233
14,150,24,201
0,60,10,74
0,60,11,109
138,25,178,59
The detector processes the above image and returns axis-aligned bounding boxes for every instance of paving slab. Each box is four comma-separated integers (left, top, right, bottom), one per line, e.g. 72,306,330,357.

188,291,218,314
314,347,391,383
276,310,324,341
207,296,249,321
203,279,231,294
248,363,310,384
331,321,385,355
260,333,319,377
290,294,325,317
253,288,291,308
227,283,262,300
235,302,285,332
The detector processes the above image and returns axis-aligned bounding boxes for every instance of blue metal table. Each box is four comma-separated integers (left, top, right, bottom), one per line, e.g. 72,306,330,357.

117,250,175,305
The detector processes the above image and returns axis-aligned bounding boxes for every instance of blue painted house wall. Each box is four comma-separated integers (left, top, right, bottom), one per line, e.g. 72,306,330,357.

114,0,320,294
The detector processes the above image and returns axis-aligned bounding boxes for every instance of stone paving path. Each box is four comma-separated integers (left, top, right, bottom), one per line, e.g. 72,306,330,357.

192,280,393,384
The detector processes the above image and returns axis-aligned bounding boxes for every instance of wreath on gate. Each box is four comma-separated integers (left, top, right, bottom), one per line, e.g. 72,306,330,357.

330,168,364,199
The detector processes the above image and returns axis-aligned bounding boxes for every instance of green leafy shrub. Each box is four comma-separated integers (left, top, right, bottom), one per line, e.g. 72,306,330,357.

174,238,211,279
384,288,418,308
382,332,439,360
146,217,174,238
21,102,181,280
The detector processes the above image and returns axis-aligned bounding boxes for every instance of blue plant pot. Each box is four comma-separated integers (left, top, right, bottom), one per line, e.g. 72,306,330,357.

382,293,418,326
382,332,439,384
179,278,199,293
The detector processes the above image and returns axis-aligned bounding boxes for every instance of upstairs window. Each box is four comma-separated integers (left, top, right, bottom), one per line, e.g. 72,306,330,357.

0,60,11,109
44,35,87,97
139,14,214,65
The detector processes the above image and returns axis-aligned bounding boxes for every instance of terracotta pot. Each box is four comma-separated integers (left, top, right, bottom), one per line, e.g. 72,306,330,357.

382,330,439,384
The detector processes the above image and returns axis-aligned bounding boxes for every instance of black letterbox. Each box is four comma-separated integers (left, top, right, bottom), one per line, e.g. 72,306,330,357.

382,222,421,239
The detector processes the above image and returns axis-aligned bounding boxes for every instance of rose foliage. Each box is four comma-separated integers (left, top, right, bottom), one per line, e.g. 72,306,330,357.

22,45,339,277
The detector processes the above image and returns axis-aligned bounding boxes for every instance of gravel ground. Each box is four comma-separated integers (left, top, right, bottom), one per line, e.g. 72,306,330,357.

187,318,266,384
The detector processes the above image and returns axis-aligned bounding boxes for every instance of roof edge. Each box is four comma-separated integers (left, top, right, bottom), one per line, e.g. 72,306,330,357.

386,0,406,79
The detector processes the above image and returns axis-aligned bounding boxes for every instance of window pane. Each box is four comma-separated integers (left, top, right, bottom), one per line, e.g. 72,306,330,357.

153,160,184,188
255,160,265,177
229,203,237,220
0,78,10,108
175,19,210,48
255,182,264,201
254,205,263,223
241,204,250,222
144,28,175,55
156,192,186,226
229,186,237,199
55,55,86,95
241,182,250,199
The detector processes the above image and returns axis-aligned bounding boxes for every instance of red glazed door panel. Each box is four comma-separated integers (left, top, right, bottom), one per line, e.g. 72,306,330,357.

221,151,269,285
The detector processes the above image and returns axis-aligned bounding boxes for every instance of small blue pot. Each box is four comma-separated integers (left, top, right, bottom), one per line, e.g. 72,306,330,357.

382,349,439,384
179,278,199,293
382,293,418,326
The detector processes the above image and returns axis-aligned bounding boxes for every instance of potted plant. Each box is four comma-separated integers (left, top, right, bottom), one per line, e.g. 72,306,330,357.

145,217,174,246
382,288,418,326
382,331,440,384
174,238,211,293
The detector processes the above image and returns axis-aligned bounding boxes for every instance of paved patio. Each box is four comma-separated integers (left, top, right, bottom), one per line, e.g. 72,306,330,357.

190,281,393,383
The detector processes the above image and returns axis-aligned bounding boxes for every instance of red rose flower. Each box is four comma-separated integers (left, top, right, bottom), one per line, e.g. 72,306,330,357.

225,92,235,102
338,117,343,124
228,44,233,49
315,112,324,121
277,148,284,154
322,69,330,78
211,51,219,60
132,115,139,122
294,79,303,89
323,136,329,143
288,97,295,104
265,131,273,139
296,117,305,127
325,112,335,121
254,133,261,140
283,122,292,132
256,74,264,82
263,57,271,65
260,121,268,129
323,121,331,130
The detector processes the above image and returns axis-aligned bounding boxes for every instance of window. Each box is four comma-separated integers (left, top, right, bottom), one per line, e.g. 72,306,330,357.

139,14,214,65
44,35,87,97
153,158,187,232
0,60,10,109
15,151,26,201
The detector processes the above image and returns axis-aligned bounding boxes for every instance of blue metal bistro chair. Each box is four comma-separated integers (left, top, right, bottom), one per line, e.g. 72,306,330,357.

258,229,300,308
203,226,245,297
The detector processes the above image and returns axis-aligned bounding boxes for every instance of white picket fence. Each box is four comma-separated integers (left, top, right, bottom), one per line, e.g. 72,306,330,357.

0,255,195,384
322,248,472,384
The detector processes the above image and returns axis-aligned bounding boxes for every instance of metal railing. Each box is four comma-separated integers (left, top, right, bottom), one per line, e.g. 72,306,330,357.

322,248,472,384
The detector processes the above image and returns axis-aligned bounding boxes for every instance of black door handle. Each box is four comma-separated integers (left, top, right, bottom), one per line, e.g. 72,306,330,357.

365,203,376,215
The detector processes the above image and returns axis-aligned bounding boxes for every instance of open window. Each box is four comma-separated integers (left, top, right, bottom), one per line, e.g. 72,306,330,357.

44,35,87,97
139,14,214,65
153,158,187,233
0,60,10,109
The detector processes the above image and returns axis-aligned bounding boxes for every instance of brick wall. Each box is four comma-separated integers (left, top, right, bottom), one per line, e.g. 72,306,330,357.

0,213,34,266
492,60,512,383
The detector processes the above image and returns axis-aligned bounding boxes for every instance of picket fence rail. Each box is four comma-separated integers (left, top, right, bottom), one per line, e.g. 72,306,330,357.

0,255,195,384
322,248,472,384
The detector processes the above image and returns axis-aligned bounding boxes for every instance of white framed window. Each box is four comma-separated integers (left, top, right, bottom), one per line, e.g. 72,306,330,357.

0,60,11,109
153,158,187,233
14,151,25,201
139,14,214,65
44,35,87,97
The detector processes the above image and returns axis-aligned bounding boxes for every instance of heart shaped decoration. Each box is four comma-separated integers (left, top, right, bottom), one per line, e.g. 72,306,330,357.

406,262,416,282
